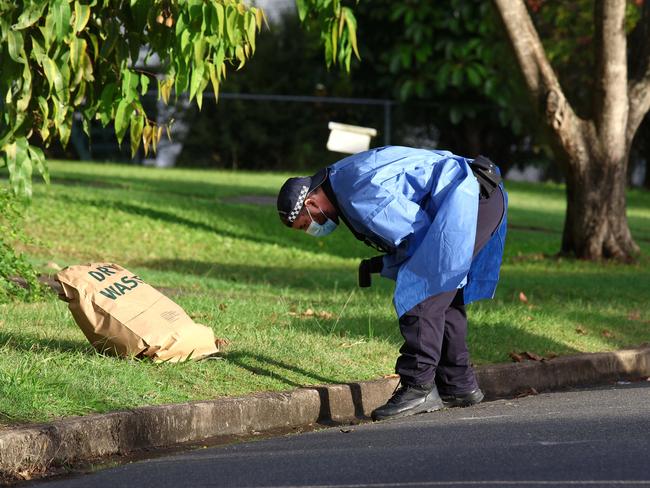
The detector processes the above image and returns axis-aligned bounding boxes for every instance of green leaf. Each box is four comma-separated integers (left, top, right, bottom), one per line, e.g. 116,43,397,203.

70,36,84,70
235,45,245,70
466,64,481,87
30,35,46,62
189,62,205,102
13,2,47,30
193,38,207,65
42,57,64,95
213,44,225,77
28,145,49,184
73,79,86,105
37,97,50,141
121,70,138,102
188,0,202,22
140,74,150,96
73,2,91,32
52,0,72,41
208,62,219,102
87,32,99,60
81,51,94,82
114,99,131,144
246,11,256,53
215,2,225,35
295,0,307,22
7,30,24,62
130,113,144,158
39,10,55,46
8,139,33,198
342,7,359,60
330,20,337,61
225,5,236,42
16,57,32,112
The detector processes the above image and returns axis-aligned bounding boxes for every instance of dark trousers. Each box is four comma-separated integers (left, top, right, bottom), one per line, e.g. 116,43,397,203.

395,187,505,393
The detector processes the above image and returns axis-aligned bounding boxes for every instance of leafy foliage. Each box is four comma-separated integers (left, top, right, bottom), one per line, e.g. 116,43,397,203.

0,190,47,303
0,0,359,197
296,0,360,71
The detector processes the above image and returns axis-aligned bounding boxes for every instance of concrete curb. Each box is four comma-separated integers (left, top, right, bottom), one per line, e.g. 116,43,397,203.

2,345,649,480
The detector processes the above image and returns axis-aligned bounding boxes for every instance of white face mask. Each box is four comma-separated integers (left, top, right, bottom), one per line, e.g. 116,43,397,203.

305,206,338,237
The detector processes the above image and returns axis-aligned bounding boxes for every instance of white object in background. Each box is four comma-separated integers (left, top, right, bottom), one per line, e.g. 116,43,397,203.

327,122,378,154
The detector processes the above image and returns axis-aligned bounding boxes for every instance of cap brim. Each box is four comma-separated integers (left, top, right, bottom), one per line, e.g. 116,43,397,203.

308,168,328,193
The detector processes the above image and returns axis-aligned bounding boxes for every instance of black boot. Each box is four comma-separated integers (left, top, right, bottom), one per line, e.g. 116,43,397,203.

371,383,444,421
440,388,484,408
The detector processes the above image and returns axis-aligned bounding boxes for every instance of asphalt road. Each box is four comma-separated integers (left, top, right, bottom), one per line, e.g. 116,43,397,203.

32,383,650,488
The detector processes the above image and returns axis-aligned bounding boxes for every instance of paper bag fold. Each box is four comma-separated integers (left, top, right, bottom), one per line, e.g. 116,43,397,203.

56,263,219,362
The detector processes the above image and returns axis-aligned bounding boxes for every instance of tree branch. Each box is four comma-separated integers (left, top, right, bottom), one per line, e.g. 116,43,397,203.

593,1,628,160
491,0,588,169
627,0,650,146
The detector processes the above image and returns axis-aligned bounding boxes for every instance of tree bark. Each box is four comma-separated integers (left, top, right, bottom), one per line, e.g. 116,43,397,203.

492,0,642,260
562,132,638,259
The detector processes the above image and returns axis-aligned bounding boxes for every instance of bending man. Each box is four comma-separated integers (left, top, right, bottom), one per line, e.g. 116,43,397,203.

276,146,507,421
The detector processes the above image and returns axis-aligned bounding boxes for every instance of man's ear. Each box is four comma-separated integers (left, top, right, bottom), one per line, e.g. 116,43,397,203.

304,197,318,212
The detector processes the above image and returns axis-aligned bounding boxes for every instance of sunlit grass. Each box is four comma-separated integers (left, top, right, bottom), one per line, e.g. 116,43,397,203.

0,161,648,424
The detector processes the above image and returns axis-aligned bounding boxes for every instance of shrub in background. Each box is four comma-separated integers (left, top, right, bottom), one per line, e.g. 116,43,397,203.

0,190,46,303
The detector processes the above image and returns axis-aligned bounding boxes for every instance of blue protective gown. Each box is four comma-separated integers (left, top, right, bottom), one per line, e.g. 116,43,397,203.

327,146,508,318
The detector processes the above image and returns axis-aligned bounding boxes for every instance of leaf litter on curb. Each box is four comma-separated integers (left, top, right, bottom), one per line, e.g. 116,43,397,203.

509,351,547,362
515,387,539,398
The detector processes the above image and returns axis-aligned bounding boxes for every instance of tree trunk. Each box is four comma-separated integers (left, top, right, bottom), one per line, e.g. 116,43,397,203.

492,0,645,260
562,146,640,260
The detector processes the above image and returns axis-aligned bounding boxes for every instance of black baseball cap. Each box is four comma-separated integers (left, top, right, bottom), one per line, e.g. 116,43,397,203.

277,168,328,227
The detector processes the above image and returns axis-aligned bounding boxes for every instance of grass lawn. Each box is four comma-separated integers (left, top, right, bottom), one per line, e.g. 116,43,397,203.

1,160,649,425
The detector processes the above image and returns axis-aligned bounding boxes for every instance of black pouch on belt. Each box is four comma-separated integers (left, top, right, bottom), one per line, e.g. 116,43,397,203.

469,155,502,199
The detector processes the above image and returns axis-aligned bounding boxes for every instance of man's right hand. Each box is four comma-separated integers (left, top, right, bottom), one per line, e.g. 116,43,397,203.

358,256,384,287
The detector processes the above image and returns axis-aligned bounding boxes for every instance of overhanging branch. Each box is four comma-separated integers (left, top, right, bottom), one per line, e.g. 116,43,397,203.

627,0,650,145
593,1,628,158
491,0,588,168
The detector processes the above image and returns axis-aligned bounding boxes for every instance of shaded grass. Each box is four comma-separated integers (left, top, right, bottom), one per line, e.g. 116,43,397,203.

1,160,649,424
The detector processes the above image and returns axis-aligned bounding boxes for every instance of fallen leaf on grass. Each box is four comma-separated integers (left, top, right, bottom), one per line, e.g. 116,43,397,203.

525,351,544,361
382,373,400,379
575,325,588,335
602,329,614,338
288,309,335,320
215,337,231,349
509,351,545,362
515,387,539,398
509,351,524,362
627,310,642,321
518,292,528,303
218,303,228,312
190,312,213,320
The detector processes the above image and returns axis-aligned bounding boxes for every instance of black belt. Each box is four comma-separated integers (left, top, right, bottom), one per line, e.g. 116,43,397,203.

469,155,502,199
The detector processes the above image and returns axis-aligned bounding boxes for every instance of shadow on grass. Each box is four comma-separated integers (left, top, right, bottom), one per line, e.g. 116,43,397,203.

223,350,339,388
55,191,368,260
41,169,276,200
136,258,359,291
0,331,92,355
501,265,650,305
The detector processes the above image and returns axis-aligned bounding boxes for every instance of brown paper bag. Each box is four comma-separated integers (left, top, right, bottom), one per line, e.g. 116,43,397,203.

56,263,219,362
